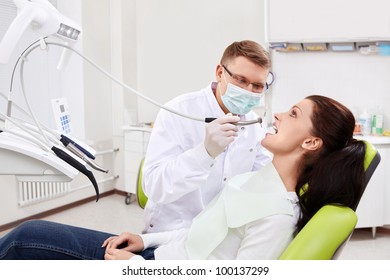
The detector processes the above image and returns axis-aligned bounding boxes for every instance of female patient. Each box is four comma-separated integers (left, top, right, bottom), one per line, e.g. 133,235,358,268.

0,95,366,260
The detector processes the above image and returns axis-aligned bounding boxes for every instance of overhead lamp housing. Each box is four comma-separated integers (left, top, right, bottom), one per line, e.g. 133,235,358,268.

0,0,82,64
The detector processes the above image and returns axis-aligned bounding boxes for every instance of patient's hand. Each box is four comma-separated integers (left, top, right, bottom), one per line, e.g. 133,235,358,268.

102,232,144,253
104,248,135,260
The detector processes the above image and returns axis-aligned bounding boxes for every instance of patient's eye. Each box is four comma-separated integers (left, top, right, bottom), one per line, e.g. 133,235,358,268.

289,108,297,118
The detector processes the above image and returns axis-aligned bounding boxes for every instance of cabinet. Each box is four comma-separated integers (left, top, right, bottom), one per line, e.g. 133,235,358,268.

123,126,152,195
355,137,390,237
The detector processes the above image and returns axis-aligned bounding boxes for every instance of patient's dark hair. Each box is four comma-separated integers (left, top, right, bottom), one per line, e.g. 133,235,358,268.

295,95,366,232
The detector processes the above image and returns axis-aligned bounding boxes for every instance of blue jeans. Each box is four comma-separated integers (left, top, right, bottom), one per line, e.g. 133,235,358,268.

0,220,155,260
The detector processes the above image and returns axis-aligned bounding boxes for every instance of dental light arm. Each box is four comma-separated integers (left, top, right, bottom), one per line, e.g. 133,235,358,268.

0,0,81,64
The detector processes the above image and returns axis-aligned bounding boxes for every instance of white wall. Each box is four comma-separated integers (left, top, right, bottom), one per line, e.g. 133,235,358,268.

131,0,267,123
267,0,390,43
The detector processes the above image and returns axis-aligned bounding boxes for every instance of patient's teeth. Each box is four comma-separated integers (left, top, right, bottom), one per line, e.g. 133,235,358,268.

267,126,275,134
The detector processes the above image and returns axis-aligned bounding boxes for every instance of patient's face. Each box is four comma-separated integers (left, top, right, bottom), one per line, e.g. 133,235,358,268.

262,99,314,155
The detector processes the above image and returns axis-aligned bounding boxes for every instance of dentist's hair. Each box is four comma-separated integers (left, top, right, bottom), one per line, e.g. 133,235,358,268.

220,40,271,69
295,95,366,233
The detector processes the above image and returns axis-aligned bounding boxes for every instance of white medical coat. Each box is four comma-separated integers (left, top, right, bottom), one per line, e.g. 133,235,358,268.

142,83,272,233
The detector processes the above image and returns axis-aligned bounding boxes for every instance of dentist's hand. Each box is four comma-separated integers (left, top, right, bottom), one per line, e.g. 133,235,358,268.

204,114,240,158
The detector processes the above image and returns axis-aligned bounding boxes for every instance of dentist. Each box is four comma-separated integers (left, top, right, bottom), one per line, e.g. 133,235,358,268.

141,40,273,233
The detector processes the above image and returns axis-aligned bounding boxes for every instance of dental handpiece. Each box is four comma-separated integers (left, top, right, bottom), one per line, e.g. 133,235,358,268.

205,117,262,126
66,142,109,173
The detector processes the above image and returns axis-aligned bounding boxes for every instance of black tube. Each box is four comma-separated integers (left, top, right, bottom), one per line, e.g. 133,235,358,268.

51,146,99,202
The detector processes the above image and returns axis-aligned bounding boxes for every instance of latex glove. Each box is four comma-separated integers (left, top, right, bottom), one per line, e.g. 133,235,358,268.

204,114,240,158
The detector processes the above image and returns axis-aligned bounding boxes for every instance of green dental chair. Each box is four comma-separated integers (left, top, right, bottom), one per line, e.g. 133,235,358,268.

136,157,148,209
279,140,381,260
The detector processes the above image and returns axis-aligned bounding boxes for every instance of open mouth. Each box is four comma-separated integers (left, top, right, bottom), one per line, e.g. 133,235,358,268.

267,125,278,134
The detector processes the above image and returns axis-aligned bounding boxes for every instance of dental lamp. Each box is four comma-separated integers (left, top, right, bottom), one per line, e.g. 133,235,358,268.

0,0,104,201
0,0,81,64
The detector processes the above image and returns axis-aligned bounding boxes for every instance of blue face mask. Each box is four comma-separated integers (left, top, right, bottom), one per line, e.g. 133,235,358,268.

221,82,262,115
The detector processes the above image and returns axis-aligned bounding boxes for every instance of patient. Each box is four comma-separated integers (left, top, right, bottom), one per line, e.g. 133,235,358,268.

0,95,366,260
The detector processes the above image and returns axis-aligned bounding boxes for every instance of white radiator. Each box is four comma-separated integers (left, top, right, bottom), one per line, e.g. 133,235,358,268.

18,181,70,207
